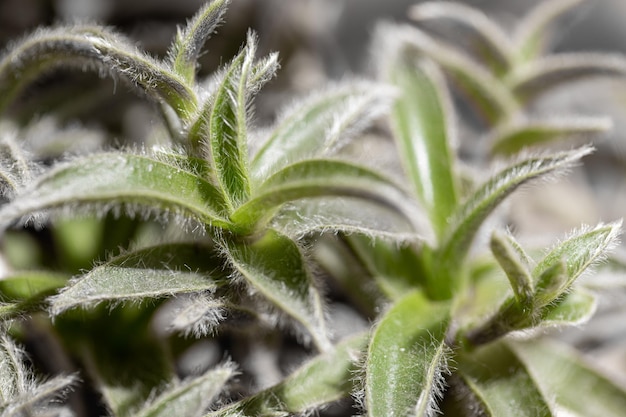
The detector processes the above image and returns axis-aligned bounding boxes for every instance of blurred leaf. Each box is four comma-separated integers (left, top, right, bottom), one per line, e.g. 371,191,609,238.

48,243,227,316
539,287,596,327
510,339,626,417
490,116,613,156
0,153,232,230
135,364,235,417
513,0,587,63
451,341,553,416
251,82,391,180
386,56,458,240
408,1,513,75
0,271,67,301
167,0,230,84
209,333,367,416
221,228,330,351
365,291,450,417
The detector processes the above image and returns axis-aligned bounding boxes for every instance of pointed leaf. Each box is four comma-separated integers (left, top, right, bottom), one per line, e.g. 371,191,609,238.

221,228,330,351
0,271,68,301
251,81,392,180
0,153,232,230
440,147,592,267
365,291,450,417
167,0,230,83
408,1,514,75
510,339,626,417
509,54,626,103
539,287,597,327
48,243,228,316
207,333,367,417
452,341,553,416
490,230,534,306
386,56,458,240
136,363,235,417
231,159,417,234
514,0,586,63
490,116,613,156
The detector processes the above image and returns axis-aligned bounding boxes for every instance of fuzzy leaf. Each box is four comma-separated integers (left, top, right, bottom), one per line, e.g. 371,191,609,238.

490,230,534,306
0,26,196,118
539,287,596,327
408,1,514,75
251,81,392,180
48,243,227,316
0,153,232,230
365,291,450,417
451,341,553,416
533,221,621,295
513,0,587,63
221,228,330,351
167,0,230,84
231,159,417,234
377,24,518,125
208,333,367,417
509,54,626,103
135,364,235,417
490,117,613,156
440,147,592,268
0,133,34,199
387,56,458,241
510,339,626,417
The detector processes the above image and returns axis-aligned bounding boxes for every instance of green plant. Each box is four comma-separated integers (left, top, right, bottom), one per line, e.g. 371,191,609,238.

0,0,625,416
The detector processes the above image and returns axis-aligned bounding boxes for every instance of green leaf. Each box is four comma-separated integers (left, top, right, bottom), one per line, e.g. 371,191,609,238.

490,230,534,306
508,54,626,103
220,228,330,351
365,291,450,417
251,81,391,180
0,271,67,301
533,221,622,295
0,152,232,230
0,133,34,199
194,32,257,207
539,287,596,327
408,1,514,75
440,147,592,269
510,339,626,417
490,117,613,156
231,159,417,234
377,24,518,125
386,56,458,241
513,0,586,63
0,26,196,118
135,364,235,417
451,341,553,416
207,333,366,417
167,0,230,84
48,243,228,316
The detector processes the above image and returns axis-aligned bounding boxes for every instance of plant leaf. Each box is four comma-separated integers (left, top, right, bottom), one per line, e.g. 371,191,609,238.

510,339,626,417
0,271,68,301
365,291,450,417
48,243,228,316
408,1,514,75
0,152,232,230
449,341,553,416
490,116,613,156
513,0,587,63
539,287,596,327
386,55,458,241
251,81,392,180
231,159,417,234
490,230,534,306
167,0,230,84
220,228,330,351
440,146,592,268
135,363,235,417
508,54,626,103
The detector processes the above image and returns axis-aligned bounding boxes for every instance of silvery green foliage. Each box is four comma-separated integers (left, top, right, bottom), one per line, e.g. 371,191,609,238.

0,0,625,416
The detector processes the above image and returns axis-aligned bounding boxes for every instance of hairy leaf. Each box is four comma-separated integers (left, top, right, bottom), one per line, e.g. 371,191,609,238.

208,333,367,416
0,153,232,230
220,228,330,351
48,243,227,316
490,117,613,156
539,287,597,327
251,81,392,180
167,0,230,84
365,291,450,417
386,56,458,241
490,230,534,306
510,339,626,417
